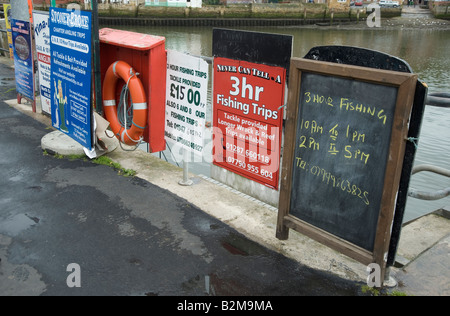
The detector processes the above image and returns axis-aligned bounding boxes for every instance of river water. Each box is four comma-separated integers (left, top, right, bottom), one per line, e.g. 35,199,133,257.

104,15,450,222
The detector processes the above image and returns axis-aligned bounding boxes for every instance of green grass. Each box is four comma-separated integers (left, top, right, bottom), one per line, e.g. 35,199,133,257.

43,150,136,177
361,285,409,296
92,155,137,177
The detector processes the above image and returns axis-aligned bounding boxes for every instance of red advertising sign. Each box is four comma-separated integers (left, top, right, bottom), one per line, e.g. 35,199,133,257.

213,57,286,190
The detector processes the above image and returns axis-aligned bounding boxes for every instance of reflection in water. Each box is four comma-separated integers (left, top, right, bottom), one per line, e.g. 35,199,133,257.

107,24,450,222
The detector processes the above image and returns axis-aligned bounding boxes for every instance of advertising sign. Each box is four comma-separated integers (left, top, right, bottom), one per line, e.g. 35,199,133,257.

3,4,13,60
213,57,286,189
33,11,51,115
11,19,34,101
165,50,208,156
49,7,92,149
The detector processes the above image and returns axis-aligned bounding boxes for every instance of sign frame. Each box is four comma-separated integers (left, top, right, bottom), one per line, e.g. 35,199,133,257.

276,58,417,276
212,57,286,190
33,10,51,115
11,18,34,102
49,7,93,150
212,29,292,191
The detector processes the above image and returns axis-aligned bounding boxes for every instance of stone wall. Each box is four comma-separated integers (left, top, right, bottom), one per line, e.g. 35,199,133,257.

93,3,331,19
32,2,401,22
430,1,450,19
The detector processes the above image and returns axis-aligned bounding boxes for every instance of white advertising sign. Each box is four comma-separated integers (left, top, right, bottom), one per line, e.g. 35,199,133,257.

165,50,208,155
33,11,51,115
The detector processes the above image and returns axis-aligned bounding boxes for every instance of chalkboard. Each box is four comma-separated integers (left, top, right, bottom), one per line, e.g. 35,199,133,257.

277,58,417,267
291,72,399,251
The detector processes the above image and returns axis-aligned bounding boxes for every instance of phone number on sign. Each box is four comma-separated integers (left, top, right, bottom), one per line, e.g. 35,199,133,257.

226,156,273,180
225,143,271,164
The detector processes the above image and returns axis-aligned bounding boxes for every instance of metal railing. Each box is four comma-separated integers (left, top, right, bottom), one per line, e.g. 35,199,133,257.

408,165,450,200
426,92,450,108
0,29,9,53
407,93,450,201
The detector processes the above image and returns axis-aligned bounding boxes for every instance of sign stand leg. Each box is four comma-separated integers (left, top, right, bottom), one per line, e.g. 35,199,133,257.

179,149,193,186
383,267,398,288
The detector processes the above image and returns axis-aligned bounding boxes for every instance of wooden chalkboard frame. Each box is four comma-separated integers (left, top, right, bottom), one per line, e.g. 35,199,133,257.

276,58,417,274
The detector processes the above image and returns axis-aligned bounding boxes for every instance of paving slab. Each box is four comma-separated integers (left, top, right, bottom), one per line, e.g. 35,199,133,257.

394,233,450,296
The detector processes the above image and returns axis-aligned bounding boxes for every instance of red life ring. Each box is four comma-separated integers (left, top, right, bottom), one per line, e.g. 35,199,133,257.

102,61,147,146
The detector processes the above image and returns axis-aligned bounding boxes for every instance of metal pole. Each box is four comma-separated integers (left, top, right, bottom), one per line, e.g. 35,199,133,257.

91,0,103,116
30,0,36,113
387,80,427,269
179,149,193,186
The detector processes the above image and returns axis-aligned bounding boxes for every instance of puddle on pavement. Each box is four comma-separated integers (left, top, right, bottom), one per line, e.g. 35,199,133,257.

176,233,274,295
221,232,266,257
0,214,39,236
0,77,14,86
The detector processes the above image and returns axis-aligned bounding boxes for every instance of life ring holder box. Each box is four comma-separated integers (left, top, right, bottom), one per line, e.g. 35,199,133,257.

99,28,167,153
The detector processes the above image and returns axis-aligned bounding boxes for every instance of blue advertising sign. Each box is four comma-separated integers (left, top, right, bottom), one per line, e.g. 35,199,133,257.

49,8,92,149
11,19,34,101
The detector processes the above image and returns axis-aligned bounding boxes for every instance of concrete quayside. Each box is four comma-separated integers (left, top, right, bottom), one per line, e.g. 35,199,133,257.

5,86,450,295
0,4,449,295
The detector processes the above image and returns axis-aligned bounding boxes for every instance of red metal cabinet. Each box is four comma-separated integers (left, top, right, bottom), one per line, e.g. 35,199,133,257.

99,28,166,152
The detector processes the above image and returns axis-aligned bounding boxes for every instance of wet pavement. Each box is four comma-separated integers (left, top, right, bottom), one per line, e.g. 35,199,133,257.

1,20,448,294
0,60,366,296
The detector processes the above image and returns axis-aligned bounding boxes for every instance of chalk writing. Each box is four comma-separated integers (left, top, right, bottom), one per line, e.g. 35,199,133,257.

297,122,371,165
304,91,389,126
292,85,396,206
294,156,370,206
